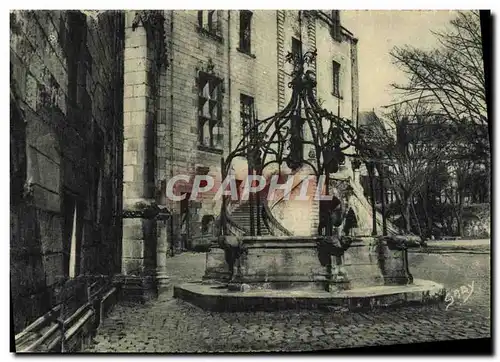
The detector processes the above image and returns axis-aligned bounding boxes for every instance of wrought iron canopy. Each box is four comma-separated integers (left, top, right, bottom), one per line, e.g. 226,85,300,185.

222,49,360,178
219,49,365,238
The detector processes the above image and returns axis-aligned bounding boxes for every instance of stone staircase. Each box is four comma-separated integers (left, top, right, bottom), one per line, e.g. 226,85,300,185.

228,200,272,236
222,170,399,237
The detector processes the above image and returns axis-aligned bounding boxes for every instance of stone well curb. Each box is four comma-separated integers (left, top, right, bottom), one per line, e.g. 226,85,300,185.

174,279,445,312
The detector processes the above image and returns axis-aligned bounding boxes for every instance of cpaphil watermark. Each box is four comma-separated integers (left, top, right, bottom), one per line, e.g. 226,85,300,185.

165,174,337,202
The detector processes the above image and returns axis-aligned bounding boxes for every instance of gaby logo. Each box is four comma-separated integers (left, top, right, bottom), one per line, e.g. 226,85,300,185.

165,174,337,202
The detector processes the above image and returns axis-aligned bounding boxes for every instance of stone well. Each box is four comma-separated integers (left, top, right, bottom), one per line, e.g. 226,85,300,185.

174,235,446,311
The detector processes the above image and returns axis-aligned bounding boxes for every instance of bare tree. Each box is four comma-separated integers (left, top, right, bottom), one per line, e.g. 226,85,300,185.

440,158,488,236
360,100,454,237
390,11,489,168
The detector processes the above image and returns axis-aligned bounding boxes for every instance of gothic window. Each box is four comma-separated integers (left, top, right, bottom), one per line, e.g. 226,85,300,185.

239,10,253,54
198,10,219,36
332,60,341,97
331,10,341,41
240,94,255,137
198,72,223,149
201,215,215,234
292,37,302,61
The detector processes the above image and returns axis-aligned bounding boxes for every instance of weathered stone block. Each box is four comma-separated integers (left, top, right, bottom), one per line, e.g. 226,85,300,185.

123,182,145,200
343,241,377,265
124,71,147,86
124,44,148,59
122,258,144,275
122,239,145,258
123,165,135,182
122,218,143,238
124,124,147,140
38,212,63,254
129,110,147,126
27,147,60,193
126,32,148,48
123,96,147,112
124,138,139,152
124,151,138,166
375,239,413,285
125,55,148,70
11,253,46,297
33,185,60,213
133,84,149,98
43,253,65,286
204,246,230,281
124,85,134,99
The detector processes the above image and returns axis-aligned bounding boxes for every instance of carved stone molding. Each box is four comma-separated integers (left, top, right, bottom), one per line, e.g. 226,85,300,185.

123,200,171,220
131,10,169,70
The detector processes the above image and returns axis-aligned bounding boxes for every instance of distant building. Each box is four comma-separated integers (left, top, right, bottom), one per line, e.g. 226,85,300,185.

357,110,489,237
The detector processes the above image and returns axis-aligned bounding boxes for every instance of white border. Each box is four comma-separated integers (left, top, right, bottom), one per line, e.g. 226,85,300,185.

2,2,497,361
2,0,499,9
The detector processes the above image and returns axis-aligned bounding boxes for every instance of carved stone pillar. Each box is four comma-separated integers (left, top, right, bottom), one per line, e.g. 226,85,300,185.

121,11,158,301
121,10,170,301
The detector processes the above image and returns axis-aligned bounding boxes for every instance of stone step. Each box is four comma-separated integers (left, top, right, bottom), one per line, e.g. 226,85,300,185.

229,202,274,235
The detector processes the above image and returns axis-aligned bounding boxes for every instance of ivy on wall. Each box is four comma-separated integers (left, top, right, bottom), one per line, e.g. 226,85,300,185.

132,10,169,70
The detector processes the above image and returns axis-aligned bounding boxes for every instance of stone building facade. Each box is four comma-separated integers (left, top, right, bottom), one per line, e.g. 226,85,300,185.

129,10,360,250
10,10,125,336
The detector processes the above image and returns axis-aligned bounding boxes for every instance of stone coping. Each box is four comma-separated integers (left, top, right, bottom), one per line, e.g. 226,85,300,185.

174,279,445,312
232,235,375,241
210,235,377,244
176,279,442,298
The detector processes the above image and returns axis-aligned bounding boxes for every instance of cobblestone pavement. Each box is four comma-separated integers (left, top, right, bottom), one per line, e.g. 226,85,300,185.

83,252,491,353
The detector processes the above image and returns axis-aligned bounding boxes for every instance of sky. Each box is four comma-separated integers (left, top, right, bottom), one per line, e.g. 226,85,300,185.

341,10,458,112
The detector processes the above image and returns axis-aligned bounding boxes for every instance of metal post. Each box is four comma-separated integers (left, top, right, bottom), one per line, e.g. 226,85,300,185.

220,157,226,236
379,166,388,236
325,172,332,237
248,167,255,236
368,162,378,236
169,213,175,256
256,168,261,236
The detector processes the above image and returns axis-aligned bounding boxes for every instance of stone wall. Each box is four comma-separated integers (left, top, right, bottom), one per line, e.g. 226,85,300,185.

162,10,229,247
10,10,124,333
463,203,491,238
121,11,171,292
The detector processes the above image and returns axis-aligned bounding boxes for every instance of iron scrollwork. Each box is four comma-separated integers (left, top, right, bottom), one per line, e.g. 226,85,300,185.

218,48,367,238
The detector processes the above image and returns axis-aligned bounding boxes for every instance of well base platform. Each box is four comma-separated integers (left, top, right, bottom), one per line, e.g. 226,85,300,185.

173,279,445,312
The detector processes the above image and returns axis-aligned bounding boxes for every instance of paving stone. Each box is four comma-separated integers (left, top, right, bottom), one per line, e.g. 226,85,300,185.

81,252,491,353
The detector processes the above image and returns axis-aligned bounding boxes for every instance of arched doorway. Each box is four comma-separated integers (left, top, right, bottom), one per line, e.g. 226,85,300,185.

343,208,358,236
318,196,342,236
